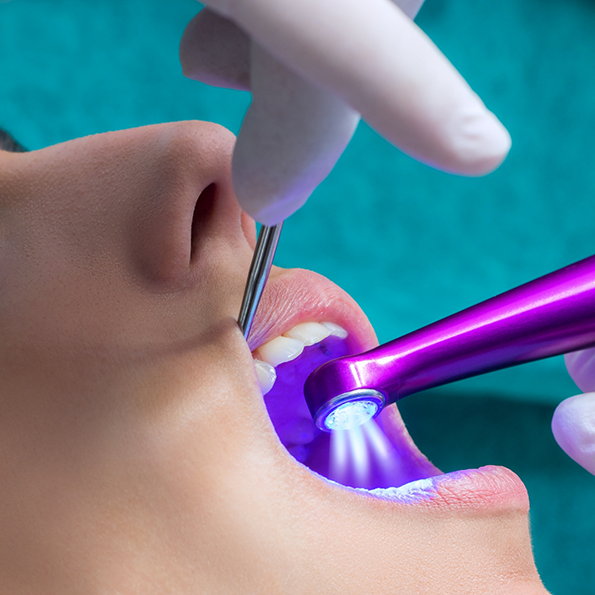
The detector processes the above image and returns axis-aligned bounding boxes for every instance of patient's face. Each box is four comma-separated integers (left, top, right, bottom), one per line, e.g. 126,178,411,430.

0,123,548,594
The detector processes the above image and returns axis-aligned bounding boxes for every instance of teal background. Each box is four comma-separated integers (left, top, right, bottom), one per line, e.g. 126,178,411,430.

1,0,594,591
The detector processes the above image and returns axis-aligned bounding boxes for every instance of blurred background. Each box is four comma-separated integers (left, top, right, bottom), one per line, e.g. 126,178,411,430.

1,0,594,591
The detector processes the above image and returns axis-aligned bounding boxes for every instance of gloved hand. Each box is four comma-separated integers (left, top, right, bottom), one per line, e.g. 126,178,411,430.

552,350,595,475
180,0,511,225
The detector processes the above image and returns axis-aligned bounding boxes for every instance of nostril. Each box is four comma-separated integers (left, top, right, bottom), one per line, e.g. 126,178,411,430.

191,183,218,262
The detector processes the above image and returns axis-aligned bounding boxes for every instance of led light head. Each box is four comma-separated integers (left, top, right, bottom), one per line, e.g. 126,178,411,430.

314,389,385,432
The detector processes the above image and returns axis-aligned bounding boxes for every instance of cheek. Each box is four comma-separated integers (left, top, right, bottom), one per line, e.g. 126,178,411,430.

1,247,247,364
0,217,245,360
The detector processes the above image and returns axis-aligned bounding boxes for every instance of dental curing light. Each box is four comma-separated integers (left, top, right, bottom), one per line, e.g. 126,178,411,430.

305,254,595,432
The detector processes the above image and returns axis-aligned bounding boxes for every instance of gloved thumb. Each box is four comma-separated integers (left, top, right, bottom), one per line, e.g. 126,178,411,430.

552,349,595,475
552,392,595,476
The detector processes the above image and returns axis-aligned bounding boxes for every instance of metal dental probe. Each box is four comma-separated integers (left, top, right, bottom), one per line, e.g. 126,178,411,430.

238,223,284,339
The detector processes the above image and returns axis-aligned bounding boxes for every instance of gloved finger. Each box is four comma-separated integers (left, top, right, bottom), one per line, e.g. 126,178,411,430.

565,348,595,392
552,393,595,475
233,42,360,225
389,0,426,20
206,0,510,176
180,0,426,90
180,8,251,91
178,0,427,93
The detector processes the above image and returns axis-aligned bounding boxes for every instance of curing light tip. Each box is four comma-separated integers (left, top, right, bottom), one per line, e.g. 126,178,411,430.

315,390,386,432
325,400,379,431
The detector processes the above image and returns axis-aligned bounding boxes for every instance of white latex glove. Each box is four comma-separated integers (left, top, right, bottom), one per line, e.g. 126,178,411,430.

180,0,511,225
552,350,595,475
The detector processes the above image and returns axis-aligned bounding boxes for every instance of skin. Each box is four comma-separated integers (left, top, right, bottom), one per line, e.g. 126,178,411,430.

0,122,548,594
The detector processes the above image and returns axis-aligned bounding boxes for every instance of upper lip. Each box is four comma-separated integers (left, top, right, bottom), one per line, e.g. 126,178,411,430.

246,266,379,353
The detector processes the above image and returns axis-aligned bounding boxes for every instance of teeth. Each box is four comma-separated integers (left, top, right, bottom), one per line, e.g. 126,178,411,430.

252,321,349,394
321,321,348,340
254,359,276,395
256,336,305,367
283,322,331,346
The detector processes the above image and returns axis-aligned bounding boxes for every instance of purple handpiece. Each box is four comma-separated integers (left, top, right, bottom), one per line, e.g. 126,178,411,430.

305,254,595,431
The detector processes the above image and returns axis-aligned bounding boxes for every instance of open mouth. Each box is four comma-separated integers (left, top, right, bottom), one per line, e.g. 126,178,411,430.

251,317,443,496
246,268,529,509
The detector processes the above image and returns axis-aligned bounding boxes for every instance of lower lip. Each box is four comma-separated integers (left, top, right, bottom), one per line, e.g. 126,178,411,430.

317,465,530,511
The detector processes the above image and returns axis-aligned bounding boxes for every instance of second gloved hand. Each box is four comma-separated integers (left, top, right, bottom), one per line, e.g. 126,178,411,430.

180,0,511,225
552,349,595,476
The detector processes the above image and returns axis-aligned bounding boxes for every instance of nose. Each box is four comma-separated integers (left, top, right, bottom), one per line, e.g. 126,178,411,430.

122,121,251,289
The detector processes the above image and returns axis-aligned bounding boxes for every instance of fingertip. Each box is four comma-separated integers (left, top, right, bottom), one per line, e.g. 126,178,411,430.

235,190,302,227
438,106,511,176
256,203,299,227
552,393,595,476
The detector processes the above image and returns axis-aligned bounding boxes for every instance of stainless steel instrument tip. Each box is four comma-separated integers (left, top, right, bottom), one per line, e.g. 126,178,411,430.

237,223,283,339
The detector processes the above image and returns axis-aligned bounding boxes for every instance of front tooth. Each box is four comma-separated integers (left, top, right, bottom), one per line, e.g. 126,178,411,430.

321,321,348,339
283,322,331,346
254,359,276,395
256,336,305,367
